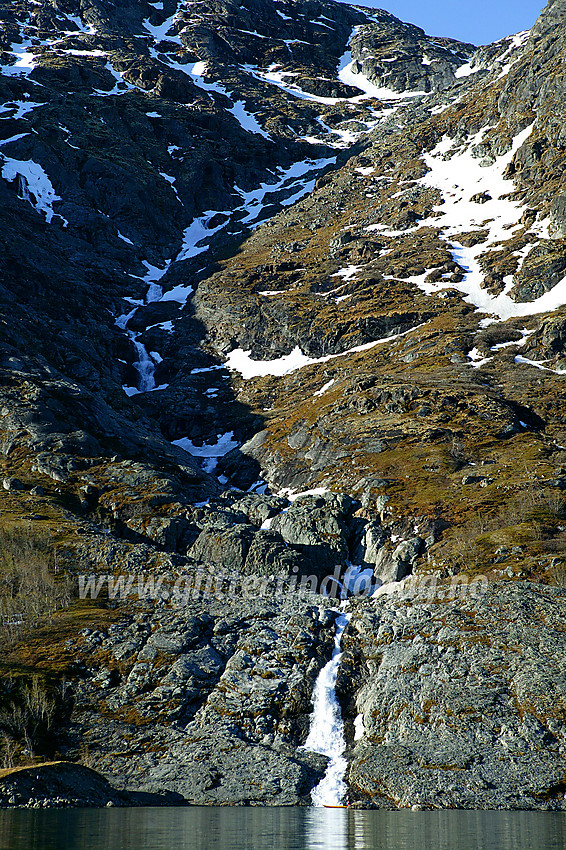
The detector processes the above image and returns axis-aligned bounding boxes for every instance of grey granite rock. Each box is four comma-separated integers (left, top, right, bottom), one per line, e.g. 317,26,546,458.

0,763,130,809
69,593,338,805
188,523,256,571
549,193,566,238
270,493,352,576
341,582,566,809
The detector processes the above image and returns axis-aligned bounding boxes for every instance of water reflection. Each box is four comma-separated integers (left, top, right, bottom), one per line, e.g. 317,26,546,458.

305,807,347,850
1,807,566,850
353,810,366,850
0,807,307,850
355,810,566,850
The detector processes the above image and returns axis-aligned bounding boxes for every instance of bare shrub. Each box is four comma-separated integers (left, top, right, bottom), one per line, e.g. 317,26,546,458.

0,734,18,769
496,485,565,531
550,563,566,587
0,676,71,764
0,525,72,645
446,481,566,569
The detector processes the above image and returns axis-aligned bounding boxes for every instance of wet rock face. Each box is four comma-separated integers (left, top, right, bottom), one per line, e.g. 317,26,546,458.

341,582,566,810
68,594,336,805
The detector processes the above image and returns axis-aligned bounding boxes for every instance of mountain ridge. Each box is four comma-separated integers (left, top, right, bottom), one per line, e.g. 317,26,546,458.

1,0,566,810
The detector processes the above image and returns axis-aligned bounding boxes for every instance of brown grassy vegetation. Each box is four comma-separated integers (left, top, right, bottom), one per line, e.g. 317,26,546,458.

440,485,566,580
0,524,80,767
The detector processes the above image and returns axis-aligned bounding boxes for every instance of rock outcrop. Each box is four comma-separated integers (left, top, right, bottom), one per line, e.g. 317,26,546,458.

64,592,337,805
1,0,566,813
341,581,566,809
0,762,130,808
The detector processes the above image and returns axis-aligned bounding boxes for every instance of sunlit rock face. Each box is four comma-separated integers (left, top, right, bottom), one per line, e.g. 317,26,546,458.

1,0,566,810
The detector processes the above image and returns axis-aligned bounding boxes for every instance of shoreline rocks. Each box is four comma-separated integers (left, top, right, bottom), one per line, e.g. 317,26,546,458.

340,581,566,810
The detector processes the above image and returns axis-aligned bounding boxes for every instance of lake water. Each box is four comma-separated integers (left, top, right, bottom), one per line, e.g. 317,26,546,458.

0,807,565,850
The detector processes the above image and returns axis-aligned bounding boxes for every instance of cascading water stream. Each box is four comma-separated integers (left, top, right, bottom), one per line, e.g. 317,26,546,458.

131,336,156,392
304,610,351,807
116,315,158,396
116,279,164,396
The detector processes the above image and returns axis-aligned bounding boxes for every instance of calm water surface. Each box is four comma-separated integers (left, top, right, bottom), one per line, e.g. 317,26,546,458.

0,807,565,850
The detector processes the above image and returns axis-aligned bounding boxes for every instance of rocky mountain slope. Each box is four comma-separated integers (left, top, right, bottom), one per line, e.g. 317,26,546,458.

1,0,566,810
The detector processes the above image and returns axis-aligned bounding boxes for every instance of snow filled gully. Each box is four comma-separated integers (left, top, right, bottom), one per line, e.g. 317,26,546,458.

106,16,430,471
304,611,351,807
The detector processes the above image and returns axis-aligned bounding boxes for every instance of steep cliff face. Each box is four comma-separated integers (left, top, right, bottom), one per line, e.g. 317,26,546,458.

340,582,566,810
1,0,566,809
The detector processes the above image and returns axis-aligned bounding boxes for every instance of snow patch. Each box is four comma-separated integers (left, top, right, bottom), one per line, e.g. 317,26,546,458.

490,329,533,351
1,31,37,77
314,379,335,397
332,265,360,282
143,259,170,289
95,62,138,96
61,49,106,57
160,284,194,305
176,211,228,262
514,355,566,376
172,431,239,473
62,13,97,34
338,44,426,101
467,347,492,368
354,713,365,741
372,576,411,598
279,487,329,502
244,63,343,105
234,156,335,227
1,157,66,224
225,325,423,379
189,62,271,139
454,61,478,79
0,133,30,147
143,10,183,45
226,346,317,378
409,123,566,320
0,100,45,120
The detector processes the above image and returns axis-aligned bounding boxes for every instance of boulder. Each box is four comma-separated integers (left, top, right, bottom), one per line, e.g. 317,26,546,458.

0,762,127,808
270,493,352,575
371,536,422,584
188,524,256,571
2,477,23,491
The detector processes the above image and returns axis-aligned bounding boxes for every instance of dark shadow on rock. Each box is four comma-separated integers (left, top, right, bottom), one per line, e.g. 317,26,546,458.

126,789,189,807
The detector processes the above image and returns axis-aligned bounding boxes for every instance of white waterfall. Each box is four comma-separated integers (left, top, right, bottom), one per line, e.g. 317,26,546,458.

132,336,156,392
117,277,163,396
304,611,351,807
